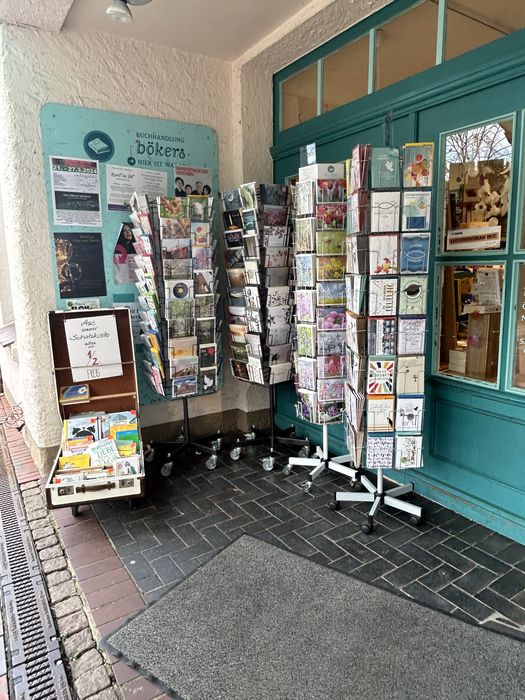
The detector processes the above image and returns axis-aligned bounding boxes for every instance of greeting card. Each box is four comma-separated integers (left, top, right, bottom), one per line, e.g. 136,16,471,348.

316,203,347,230
396,355,425,394
396,395,424,433
294,218,316,252
398,317,426,355
395,435,423,469
398,275,428,315
370,191,401,232
402,190,432,231
400,233,430,274
297,324,317,357
366,435,394,469
403,142,434,188
296,254,316,288
369,277,398,316
367,396,395,433
317,306,346,331
317,354,345,379
316,255,346,281
318,377,345,402
296,290,316,323
368,317,396,356
317,330,345,356
316,230,346,255
317,281,346,306
367,357,395,395
346,312,367,356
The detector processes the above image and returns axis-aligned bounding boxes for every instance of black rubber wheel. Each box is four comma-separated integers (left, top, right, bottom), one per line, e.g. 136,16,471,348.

329,500,340,511
361,522,372,535
71,505,80,517
409,515,422,526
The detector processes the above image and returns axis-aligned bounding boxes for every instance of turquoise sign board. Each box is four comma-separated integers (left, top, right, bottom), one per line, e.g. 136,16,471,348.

40,103,219,405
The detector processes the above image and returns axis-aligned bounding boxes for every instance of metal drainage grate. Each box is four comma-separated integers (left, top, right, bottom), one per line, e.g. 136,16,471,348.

0,452,71,698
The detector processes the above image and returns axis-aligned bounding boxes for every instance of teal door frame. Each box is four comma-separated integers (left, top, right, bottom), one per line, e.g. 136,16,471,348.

272,29,525,544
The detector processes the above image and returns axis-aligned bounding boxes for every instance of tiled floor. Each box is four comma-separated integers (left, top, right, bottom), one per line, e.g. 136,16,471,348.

93,442,525,641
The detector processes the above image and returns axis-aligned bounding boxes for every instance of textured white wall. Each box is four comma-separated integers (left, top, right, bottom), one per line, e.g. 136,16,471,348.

0,23,247,450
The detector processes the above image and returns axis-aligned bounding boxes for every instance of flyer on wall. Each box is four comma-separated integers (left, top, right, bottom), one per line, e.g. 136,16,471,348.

174,164,212,196
106,165,168,211
50,156,102,226
54,232,107,299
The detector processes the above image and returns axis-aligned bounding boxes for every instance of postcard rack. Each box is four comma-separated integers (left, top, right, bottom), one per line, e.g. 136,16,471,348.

222,182,309,468
45,308,145,514
285,163,354,490
330,142,434,532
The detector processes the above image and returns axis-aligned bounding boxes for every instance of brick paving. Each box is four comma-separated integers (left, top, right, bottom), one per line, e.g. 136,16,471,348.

2,391,525,698
93,443,525,641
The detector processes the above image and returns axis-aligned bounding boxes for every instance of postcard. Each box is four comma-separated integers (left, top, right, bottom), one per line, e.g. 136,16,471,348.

244,259,260,285
222,188,243,212
246,308,263,334
266,267,290,287
371,147,400,189
317,281,345,306
402,190,432,231
226,268,246,288
225,247,244,269
243,231,260,260
295,218,316,252
260,184,289,207
241,208,258,233
317,330,345,356
316,255,346,281
163,258,192,280
170,355,198,378
267,325,291,346
296,290,316,323
396,395,424,433
267,305,292,326
229,323,247,345
398,275,428,315
346,312,367,356
199,343,216,369
297,357,317,390
368,317,396,356
370,191,401,232
367,357,395,395
231,342,248,362
165,279,194,303
395,435,423,470
296,254,316,288
369,234,398,275
366,435,394,469
230,359,250,381
263,225,289,248
318,401,344,423
318,354,345,379
297,388,318,423
161,216,190,239
172,376,197,398
161,238,191,260
240,182,257,210
244,285,261,309
347,189,369,234
400,233,430,274
369,277,398,316
345,275,366,315
295,180,315,216
396,355,425,394
318,377,345,402
346,234,368,275
367,396,395,433
403,142,434,188
349,144,371,193
317,306,345,331
296,324,316,357
263,205,289,227
192,246,213,271
316,204,347,230
194,269,214,295
265,247,289,268
316,178,346,203
196,318,215,345
224,229,244,249
269,362,293,385
200,368,218,394
267,286,291,308
268,344,291,365
316,230,346,255
397,317,426,355
168,335,197,359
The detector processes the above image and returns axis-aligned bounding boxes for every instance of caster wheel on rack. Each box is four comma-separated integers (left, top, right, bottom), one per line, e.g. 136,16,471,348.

71,505,80,517
361,522,373,535
302,481,312,494
230,447,241,461
328,500,340,511
144,445,155,463
160,462,173,477
298,445,310,458
282,464,292,476
261,457,274,472
205,456,218,471
409,515,422,526
211,439,222,451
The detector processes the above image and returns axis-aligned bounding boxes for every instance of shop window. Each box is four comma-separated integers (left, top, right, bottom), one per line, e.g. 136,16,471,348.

512,264,525,389
438,264,504,383
281,64,318,130
445,1,525,62
375,0,438,92
441,119,513,253
322,35,369,113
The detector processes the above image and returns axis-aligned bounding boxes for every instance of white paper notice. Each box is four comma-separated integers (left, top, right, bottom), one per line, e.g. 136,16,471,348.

64,314,123,382
51,156,102,227
107,165,168,211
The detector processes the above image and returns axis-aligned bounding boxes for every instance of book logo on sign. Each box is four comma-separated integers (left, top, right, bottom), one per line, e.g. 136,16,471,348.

83,130,115,163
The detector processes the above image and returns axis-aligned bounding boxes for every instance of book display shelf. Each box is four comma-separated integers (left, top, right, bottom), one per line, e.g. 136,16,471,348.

221,182,309,470
285,164,361,492
330,143,434,533
45,308,145,515
126,193,223,472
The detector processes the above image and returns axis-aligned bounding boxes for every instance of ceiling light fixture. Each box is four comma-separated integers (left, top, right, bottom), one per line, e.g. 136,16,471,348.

106,0,152,23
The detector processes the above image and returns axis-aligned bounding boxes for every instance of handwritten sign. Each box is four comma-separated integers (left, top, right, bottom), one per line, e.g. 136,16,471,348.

64,314,122,382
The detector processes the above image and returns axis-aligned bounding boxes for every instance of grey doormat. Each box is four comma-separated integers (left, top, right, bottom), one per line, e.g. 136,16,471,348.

104,535,525,700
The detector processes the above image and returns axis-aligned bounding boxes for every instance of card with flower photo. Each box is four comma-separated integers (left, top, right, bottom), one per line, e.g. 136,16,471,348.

316,203,347,230
316,230,346,255
316,179,346,203
296,254,316,288
296,324,317,357
317,354,345,379
318,377,345,402
318,401,344,423
369,234,398,276
296,289,316,323
263,205,289,227
317,330,345,356
297,356,317,390
317,306,346,331
263,226,289,248
316,255,346,281
317,281,345,306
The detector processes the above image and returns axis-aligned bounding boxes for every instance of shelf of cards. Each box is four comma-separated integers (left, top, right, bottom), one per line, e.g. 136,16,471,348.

343,142,433,472
292,162,348,425
46,309,145,508
127,193,222,400
222,182,294,386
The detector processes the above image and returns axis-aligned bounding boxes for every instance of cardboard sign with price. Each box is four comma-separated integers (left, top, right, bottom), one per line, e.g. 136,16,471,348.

64,314,123,382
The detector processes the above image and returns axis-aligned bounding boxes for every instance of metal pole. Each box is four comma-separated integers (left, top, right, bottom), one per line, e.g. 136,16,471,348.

183,397,190,446
269,384,275,452
323,423,328,461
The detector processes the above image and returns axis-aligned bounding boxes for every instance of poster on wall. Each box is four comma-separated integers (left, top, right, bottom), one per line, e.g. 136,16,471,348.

107,165,168,211
64,313,122,382
50,156,102,226
174,164,212,196
53,232,107,299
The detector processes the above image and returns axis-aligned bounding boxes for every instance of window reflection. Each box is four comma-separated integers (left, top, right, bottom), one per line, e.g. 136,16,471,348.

281,64,317,131
442,120,512,252
323,36,369,113
512,264,525,389
439,264,503,382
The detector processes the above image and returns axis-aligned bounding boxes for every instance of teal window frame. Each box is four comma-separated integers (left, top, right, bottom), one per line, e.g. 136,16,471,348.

275,0,525,135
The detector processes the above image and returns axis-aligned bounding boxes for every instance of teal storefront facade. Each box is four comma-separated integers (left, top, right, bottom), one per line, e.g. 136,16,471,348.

272,2,525,543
